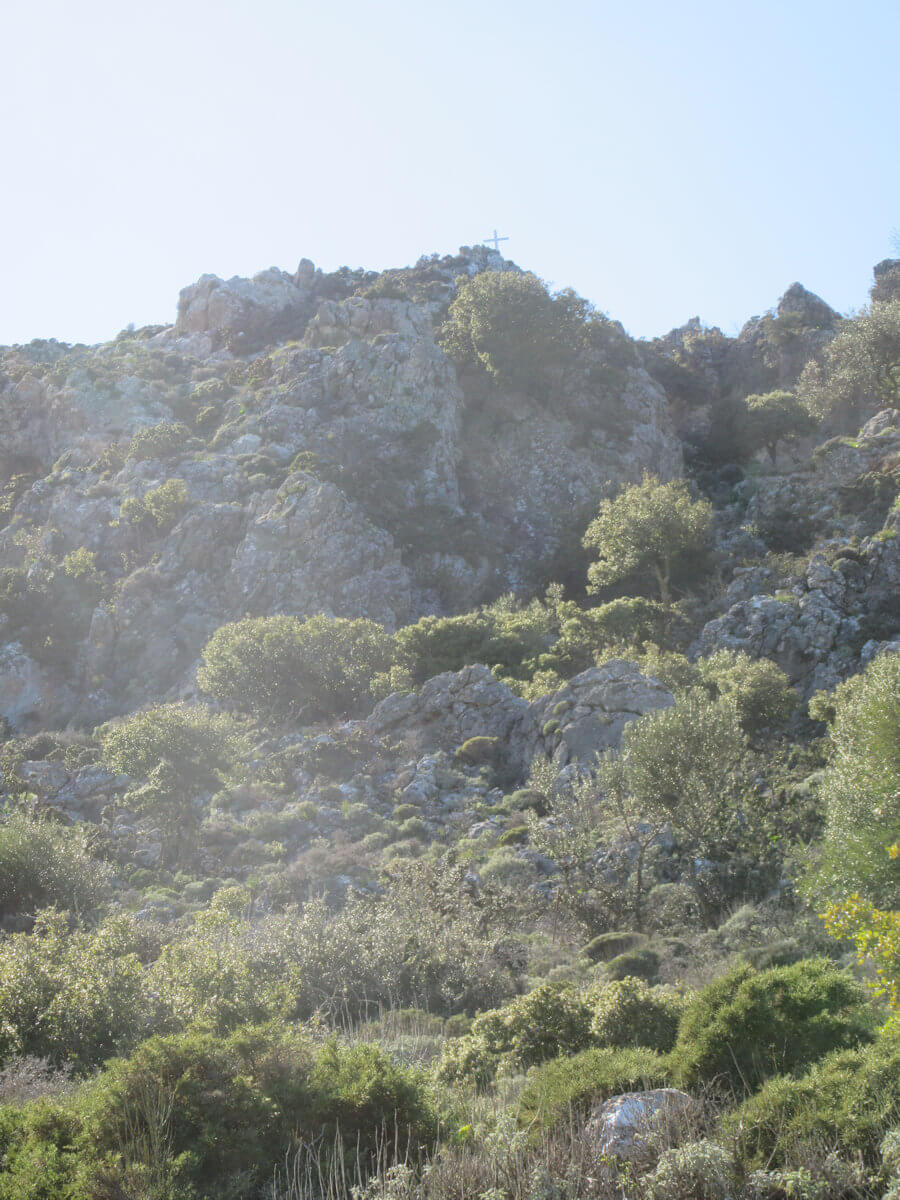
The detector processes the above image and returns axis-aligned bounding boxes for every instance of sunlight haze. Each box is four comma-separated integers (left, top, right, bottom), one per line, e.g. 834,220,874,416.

3,0,899,344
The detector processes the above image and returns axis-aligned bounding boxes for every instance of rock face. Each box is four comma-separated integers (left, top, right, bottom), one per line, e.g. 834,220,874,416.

587,1089,696,1161
175,260,329,352
697,409,900,695
0,248,685,723
367,660,674,773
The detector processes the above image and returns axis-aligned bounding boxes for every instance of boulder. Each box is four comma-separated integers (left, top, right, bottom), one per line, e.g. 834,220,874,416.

587,1089,696,1161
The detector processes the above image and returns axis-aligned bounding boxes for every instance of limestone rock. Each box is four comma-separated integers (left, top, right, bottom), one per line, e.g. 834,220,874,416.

525,662,675,765
0,644,46,733
587,1089,696,1161
175,265,320,349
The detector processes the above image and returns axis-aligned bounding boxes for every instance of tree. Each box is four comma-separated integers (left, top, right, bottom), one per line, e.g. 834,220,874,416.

96,703,247,859
798,301,900,423
805,650,900,907
595,695,746,925
197,614,394,723
741,390,817,463
582,474,714,605
438,270,580,394
525,756,602,936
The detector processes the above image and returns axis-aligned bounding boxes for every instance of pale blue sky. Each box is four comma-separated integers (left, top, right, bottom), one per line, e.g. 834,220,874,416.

3,0,899,346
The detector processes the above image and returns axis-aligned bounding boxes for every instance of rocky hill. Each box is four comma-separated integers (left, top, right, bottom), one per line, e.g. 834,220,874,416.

0,246,899,1199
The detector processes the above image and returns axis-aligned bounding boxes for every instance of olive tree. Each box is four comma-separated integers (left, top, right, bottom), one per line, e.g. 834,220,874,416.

582,474,714,604
806,650,900,907
741,390,817,463
799,301,900,423
595,694,746,925
438,270,579,394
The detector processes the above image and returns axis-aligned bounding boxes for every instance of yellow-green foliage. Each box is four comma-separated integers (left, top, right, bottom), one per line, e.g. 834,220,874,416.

438,270,578,393
799,301,900,420
696,649,799,736
823,874,900,1012
0,812,111,918
126,420,192,461
96,702,245,792
518,1045,669,1130
121,478,189,530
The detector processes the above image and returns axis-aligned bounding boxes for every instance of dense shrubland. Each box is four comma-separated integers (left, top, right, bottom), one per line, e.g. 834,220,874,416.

0,252,898,1198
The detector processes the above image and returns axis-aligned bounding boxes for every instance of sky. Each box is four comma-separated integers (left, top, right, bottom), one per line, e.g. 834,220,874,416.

3,0,900,346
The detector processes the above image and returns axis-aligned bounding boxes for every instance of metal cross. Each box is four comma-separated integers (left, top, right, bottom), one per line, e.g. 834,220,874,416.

484,229,509,253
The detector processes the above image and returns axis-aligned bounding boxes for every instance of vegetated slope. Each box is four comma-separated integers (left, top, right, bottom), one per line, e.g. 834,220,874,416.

0,246,898,1200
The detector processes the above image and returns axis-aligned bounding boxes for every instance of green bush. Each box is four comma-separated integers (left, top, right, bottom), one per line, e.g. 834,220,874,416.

96,702,242,789
0,910,148,1071
454,736,502,766
121,479,190,531
604,948,660,983
589,978,685,1053
393,599,554,686
68,1027,435,1199
518,1045,670,1129
729,1030,900,1167
583,474,714,604
435,983,594,1085
198,614,394,722
645,1140,735,1200
740,390,816,463
673,959,872,1095
582,931,646,963
0,813,111,919
697,650,799,737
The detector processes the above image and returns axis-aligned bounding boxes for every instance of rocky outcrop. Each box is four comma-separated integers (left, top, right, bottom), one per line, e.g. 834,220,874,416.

175,261,322,351
525,661,676,765
367,660,675,773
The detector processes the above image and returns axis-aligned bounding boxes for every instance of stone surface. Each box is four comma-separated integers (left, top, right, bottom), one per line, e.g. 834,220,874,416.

587,1089,696,1161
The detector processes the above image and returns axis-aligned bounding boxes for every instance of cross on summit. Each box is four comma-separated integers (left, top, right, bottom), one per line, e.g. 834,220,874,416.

484,229,508,253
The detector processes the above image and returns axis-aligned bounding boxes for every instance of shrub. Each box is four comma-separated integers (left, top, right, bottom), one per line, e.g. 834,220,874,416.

96,702,244,792
798,301,900,423
393,599,554,685
148,887,304,1032
455,736,502,766
696,650,799,737
518,1045,669,1129
645,1140,735,1200
582,931,646,963
198,614,394,722
121,479,190,531
673,959,872,1095
589,978,685,1053
729,1030,900,1167
740,390,816,463
127,421,192,461
435,984,594,1084
604,948,661,983
438,270,578,394
0,813,111,918
0,910,149,1070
